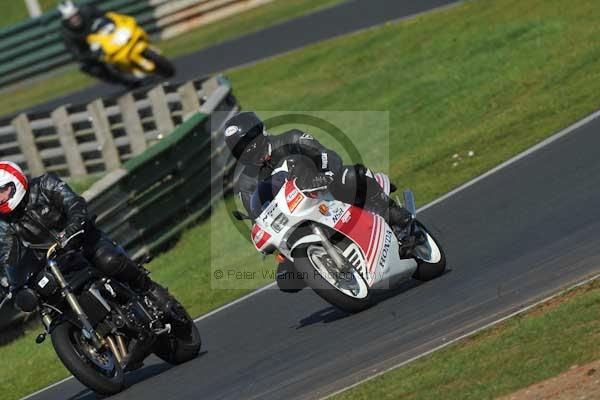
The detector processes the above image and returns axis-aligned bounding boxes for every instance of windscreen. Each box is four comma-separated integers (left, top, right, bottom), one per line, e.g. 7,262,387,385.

249,172,288,220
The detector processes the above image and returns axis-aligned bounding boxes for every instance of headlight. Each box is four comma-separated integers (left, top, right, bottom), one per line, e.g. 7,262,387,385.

112,28,132,46
271,214,289,233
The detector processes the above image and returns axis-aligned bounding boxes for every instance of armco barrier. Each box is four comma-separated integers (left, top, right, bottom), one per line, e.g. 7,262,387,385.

1,76,228,179
0,0,273,88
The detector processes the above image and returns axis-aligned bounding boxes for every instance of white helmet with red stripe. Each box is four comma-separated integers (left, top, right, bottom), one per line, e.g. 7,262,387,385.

0,161,28,215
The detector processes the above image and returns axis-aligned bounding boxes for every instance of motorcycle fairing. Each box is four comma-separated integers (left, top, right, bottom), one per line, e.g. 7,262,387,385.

86,12,154,75
253,179,417,288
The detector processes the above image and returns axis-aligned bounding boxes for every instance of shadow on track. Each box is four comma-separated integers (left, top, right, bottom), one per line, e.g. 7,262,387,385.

64,361,173,400
295,273,456,329
296,306,350,329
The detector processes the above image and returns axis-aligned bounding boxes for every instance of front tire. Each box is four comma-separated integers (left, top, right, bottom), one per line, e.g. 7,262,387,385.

52,323,124,395
142,49,175,78
292,245,373,313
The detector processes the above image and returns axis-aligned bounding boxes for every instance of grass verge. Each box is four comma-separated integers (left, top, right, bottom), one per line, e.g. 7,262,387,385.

2,0,600,398
332,278,600,400
0,0,344,116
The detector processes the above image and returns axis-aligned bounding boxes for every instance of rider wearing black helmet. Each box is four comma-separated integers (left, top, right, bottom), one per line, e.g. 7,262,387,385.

224,112,413,232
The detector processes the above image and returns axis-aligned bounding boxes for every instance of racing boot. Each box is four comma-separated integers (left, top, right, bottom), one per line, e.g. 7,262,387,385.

367,191,413,234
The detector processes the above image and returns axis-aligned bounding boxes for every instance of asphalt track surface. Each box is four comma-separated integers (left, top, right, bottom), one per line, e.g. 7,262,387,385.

22,1,600,400
20,0,460,116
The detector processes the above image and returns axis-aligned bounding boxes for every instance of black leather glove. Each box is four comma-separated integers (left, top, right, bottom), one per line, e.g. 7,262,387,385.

310,173,334,189
59,222,86,250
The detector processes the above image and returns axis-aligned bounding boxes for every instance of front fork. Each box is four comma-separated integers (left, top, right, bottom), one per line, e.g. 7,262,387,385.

47,260,103,350
311,224,348,272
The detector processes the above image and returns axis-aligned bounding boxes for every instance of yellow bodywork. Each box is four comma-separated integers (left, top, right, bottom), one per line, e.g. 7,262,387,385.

87,12,157,76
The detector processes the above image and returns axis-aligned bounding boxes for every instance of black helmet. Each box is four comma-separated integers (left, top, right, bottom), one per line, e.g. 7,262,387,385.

224,112,269,166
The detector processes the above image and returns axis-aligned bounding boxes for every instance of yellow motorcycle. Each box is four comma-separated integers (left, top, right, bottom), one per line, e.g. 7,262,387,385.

87,12,175,85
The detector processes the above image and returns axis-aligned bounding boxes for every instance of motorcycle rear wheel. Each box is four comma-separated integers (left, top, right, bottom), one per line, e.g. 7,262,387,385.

411,220,447,281
52,323,125,395
292,245,373,313
154,296,201,364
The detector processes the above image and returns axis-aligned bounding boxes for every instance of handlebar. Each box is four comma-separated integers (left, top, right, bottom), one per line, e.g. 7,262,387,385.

46,230,85,260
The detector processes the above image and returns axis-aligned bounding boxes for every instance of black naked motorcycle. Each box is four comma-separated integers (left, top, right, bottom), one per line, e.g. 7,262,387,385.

0,232,201,395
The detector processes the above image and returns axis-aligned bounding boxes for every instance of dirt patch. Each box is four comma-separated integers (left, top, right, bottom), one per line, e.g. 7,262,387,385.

498,360,600,400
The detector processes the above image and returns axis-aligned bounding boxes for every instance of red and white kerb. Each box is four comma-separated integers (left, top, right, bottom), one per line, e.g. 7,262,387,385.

0,161,28,215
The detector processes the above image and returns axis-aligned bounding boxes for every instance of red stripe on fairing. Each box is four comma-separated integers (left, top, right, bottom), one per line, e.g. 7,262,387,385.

365,215,378,263
368,218,384,273
0,163,28,190
333,207,376,261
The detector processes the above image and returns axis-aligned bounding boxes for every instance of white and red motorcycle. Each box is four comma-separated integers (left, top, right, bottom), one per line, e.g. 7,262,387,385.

238,171,446,313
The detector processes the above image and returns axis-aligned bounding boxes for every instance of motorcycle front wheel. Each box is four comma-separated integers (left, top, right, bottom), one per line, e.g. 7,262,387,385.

142,48,175,78
52,322,124,395
292,244,373,313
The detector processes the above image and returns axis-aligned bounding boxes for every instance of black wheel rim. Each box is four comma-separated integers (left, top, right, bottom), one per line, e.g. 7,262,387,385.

70,328,118,378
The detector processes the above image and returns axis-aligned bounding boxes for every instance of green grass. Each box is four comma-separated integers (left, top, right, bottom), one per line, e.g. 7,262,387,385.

0,0,56,29
3,0,600,398
333,280,600,400
0,0,344,116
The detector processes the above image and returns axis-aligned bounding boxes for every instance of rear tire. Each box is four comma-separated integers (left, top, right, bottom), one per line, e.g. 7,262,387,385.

411,221,446,281
292,245,373,313
142,49,175,78
154,298,201,364
52,323,124,395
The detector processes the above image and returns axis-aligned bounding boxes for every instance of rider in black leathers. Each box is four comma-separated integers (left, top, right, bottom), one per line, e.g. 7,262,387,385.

225,112,413,229
58,0,135,86
0,166,168,305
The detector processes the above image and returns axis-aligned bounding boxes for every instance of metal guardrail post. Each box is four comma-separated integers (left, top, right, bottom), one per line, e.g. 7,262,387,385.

12,113,45,175
52,106,87,178
87,99,122,171
148,85,175,139
117,93,147,155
